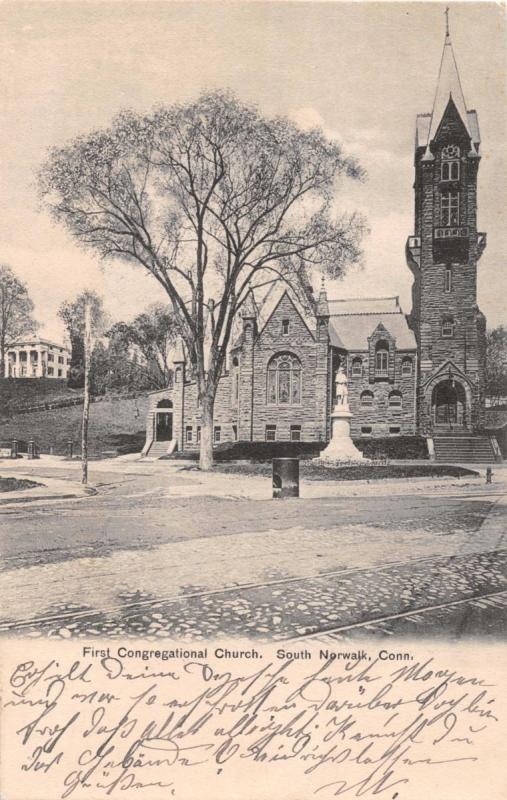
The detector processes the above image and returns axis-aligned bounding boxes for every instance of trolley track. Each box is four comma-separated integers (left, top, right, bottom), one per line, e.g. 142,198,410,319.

1,547,506,638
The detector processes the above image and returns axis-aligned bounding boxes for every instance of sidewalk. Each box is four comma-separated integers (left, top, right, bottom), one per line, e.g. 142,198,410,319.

0,471,95,506
1,453,505,504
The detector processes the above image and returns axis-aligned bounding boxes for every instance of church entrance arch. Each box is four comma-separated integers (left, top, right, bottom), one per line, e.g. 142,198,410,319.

431,380,466,427
155,399,173,441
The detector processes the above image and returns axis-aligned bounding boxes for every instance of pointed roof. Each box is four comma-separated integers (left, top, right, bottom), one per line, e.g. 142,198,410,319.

241,290,257,319
316,276,330,317
417,12,480,150
172,337,186,363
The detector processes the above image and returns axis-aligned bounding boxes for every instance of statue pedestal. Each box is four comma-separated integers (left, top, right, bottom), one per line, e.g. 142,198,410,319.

315,405,367,465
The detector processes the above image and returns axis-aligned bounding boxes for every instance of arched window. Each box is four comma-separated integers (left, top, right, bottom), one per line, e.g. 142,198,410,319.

441,160,460,181
388,391,402,408
231,356,239,403
401,358,413,377
351,358,363,377
267,353,301,405
442,316,455,338
375,341,389,377
441,145,460,182
174,366,182,383
360,390,374,408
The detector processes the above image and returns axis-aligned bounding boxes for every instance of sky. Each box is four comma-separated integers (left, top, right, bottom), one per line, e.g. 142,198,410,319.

0,1,505,344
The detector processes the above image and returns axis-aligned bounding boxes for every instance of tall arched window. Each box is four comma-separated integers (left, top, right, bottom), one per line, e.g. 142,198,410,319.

231,356,239,404
267,353,301,405
441,144,460,182
375,341,389,377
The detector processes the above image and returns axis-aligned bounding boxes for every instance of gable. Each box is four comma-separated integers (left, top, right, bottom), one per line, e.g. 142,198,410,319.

257,290,315,345
329,312,416,351
433,96,471,146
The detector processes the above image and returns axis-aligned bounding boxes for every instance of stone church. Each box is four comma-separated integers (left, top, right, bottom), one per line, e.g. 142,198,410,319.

144,23,492,459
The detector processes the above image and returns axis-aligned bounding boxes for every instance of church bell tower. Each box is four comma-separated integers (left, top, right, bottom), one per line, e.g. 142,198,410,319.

406,11,487,434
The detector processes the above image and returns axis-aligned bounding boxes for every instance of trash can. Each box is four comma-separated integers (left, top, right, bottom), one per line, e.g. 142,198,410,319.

272,457,299,499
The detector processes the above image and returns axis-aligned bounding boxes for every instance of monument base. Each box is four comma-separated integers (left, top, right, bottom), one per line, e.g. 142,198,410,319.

314,407,368,465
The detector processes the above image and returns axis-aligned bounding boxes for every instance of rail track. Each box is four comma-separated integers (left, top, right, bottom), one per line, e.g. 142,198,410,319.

1,547,505,639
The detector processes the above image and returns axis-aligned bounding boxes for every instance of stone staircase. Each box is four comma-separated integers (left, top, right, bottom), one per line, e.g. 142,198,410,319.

144,440,171,459
433,435,500,464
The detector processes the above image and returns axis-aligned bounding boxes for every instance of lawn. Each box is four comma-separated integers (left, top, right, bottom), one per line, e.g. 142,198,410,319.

213,461,478,481
0,476,42,492
0,395,149,457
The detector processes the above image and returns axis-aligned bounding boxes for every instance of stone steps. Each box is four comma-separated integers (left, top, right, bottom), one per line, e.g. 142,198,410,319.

433,436,498,463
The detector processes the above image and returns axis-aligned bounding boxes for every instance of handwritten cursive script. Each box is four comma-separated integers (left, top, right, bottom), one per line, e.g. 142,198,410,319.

1,642,500,799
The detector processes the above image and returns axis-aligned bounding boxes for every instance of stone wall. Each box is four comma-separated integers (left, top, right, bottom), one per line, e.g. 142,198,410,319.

249,292,328,443
345,349,417,437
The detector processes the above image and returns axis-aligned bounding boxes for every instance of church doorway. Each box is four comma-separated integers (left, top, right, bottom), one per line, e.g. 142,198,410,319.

432,380,466,427
155,399,173,441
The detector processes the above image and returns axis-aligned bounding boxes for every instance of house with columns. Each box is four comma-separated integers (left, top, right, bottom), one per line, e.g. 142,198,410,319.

143,18,499,463
4,338,71,380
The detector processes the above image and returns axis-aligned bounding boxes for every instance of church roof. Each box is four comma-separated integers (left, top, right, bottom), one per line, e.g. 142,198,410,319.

328,296,416,351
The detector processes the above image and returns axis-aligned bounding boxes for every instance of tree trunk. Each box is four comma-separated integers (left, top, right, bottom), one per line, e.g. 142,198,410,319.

81,303,91,485
199,392,215,471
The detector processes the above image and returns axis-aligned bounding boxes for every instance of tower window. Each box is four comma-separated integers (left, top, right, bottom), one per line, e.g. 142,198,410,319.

213,426,221,443
281,319,290,335
442,317,455,338
441,160,460,181
441,192,459,227
445,268,452,292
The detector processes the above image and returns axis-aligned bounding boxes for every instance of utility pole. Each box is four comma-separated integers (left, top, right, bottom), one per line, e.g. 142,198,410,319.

82,300,91,485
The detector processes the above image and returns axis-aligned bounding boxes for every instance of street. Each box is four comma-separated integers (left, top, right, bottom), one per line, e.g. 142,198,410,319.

0,459,506,642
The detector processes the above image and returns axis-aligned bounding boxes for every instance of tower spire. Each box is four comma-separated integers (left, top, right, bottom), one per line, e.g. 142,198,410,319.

425,9,471,147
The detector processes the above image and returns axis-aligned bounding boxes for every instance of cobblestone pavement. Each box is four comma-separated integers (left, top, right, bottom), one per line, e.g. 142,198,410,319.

5,549,507,641
1,462,505,641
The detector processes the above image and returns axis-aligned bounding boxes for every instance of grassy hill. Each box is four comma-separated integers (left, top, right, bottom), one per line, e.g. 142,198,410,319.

0,378,83,415
0,395,149,456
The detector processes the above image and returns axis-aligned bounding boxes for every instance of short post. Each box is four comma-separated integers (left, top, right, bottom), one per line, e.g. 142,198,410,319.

486,466,492,484
27,439,35,460
11,439,18,459
272,458,299,499
67,440,74,459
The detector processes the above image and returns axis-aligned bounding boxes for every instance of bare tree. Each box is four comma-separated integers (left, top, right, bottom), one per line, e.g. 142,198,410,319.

0,264,39,377
39,91,366,468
